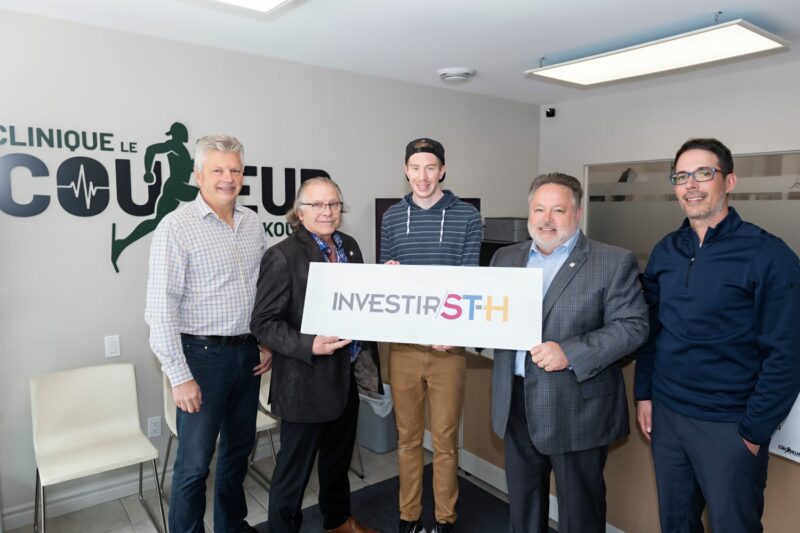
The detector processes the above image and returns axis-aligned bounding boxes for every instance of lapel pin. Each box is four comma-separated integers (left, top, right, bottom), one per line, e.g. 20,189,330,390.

569,262,575,268
349,251,354,256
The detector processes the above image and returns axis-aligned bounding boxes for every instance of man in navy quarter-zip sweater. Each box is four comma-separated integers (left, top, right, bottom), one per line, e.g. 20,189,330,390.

381,138,482,533
635,138,800,533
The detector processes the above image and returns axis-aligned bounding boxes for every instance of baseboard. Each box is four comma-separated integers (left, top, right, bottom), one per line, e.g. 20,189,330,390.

2,466,164,530
2,435,277,530
459,448,508,494
549,494,559,525
423,428,433,452
546,494,624,532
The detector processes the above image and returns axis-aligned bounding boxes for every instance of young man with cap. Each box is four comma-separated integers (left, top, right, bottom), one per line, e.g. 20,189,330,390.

380,138,482,533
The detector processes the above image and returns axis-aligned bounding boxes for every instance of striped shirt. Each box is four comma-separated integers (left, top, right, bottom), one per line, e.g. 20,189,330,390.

145,194,267,386
380,189,482,266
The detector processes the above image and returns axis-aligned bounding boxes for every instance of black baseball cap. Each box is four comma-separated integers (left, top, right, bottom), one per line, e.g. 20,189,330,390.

405,138,445,165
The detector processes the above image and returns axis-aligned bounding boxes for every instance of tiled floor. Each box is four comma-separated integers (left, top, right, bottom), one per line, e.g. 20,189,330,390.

10,442,510,533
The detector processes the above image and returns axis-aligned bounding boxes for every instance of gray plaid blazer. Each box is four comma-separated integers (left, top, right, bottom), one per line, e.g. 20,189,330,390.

490,232,648,454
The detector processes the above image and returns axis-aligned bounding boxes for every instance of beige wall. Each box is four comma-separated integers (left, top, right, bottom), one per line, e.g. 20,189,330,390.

604,363,659,531
462,353,504,468
0,10,539,528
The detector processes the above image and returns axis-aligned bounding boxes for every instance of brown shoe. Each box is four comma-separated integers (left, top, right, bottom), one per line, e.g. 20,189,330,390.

323,516,380,533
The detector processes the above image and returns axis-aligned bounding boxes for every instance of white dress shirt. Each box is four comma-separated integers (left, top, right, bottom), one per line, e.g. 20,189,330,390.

515,230,580,376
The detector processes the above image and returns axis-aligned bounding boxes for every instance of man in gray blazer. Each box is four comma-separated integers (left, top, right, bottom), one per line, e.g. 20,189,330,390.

490,172,648,533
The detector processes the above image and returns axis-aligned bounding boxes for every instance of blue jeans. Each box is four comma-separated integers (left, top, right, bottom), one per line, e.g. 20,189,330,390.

169,336,260,533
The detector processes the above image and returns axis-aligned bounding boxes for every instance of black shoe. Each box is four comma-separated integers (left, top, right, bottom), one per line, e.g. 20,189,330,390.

239,523,259,533
433,522,454,533
399,518,426,533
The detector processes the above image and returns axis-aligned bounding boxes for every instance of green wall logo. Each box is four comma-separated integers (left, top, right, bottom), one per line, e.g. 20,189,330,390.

111,122,197,272
0,121,332,273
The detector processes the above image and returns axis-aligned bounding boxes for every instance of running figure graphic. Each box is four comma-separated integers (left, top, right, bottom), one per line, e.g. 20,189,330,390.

111,122,197,272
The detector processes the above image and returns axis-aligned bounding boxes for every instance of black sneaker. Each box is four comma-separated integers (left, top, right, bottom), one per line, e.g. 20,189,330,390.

433,522,454,533
399,518,426,533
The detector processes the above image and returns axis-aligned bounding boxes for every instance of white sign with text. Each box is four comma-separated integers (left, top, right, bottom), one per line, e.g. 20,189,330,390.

770,400,800,464
301,263,542,350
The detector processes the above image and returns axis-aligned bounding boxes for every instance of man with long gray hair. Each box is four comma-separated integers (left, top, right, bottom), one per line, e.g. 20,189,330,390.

252,176,380,533
146,135,269,533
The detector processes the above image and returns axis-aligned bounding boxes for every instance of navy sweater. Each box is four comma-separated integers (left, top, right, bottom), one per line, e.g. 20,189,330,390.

634,208,800,444
380,190,482,266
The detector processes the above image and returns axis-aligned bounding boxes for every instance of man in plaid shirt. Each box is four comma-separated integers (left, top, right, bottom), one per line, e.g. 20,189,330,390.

145,134,268,533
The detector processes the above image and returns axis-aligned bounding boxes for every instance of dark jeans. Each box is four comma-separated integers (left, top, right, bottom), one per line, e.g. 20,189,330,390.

505,377,608,533
169,336,260,533
267,372,359,533
651,400,770,533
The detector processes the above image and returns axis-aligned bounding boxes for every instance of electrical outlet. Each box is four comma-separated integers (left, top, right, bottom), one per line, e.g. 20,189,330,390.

147,416,162,438
104,335,120,358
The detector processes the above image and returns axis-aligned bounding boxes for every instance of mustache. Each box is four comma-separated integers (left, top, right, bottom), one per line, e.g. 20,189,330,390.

682,192,707,201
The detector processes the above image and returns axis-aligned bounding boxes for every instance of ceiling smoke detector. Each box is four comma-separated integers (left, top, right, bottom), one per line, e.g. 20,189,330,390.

437,67,476,83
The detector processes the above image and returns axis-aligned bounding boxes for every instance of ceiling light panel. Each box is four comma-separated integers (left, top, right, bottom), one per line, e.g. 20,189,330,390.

526,20,787,86
212,0,296,14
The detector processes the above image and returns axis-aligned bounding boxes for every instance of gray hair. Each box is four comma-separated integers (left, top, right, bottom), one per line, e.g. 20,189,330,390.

194,135,245,171
286,176,347,231
528,172,583,208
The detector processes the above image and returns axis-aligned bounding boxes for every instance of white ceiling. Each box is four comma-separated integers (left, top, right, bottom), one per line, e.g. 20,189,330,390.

3,0,799,105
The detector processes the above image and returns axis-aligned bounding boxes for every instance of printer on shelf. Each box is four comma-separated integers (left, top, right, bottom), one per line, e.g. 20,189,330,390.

483,217,528,243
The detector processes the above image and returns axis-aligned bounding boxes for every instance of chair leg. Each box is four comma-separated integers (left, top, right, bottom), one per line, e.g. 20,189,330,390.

39,478,47,533
349,438,365,479
33,469,41,533
247,431,272,490
152,459,169,533
140,460,168,533
160,432,174,497
268,428,277,465
250,432,261,465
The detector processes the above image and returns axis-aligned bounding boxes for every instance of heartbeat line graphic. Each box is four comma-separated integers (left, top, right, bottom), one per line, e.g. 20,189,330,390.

56,164,110,210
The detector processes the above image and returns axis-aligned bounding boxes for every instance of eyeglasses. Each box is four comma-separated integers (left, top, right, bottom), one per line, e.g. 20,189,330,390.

669,167,725,186
300,201,344,213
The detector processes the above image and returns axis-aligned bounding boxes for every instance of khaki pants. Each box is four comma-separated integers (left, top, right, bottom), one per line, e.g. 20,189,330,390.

389,343,466,524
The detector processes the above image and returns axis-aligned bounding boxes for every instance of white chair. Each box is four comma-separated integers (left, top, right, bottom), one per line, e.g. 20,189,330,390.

159,373,177,496
249,372,367,481
248,371,280,490
30,363,167,533
159,371,280,492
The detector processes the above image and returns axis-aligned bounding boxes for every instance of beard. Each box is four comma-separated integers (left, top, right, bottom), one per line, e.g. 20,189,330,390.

681,192,727,221
528,221,571,255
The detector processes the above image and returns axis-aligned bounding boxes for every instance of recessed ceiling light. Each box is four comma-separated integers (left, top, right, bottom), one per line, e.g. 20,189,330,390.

526,19,787,86
211,0,296,14
438,67,477,83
